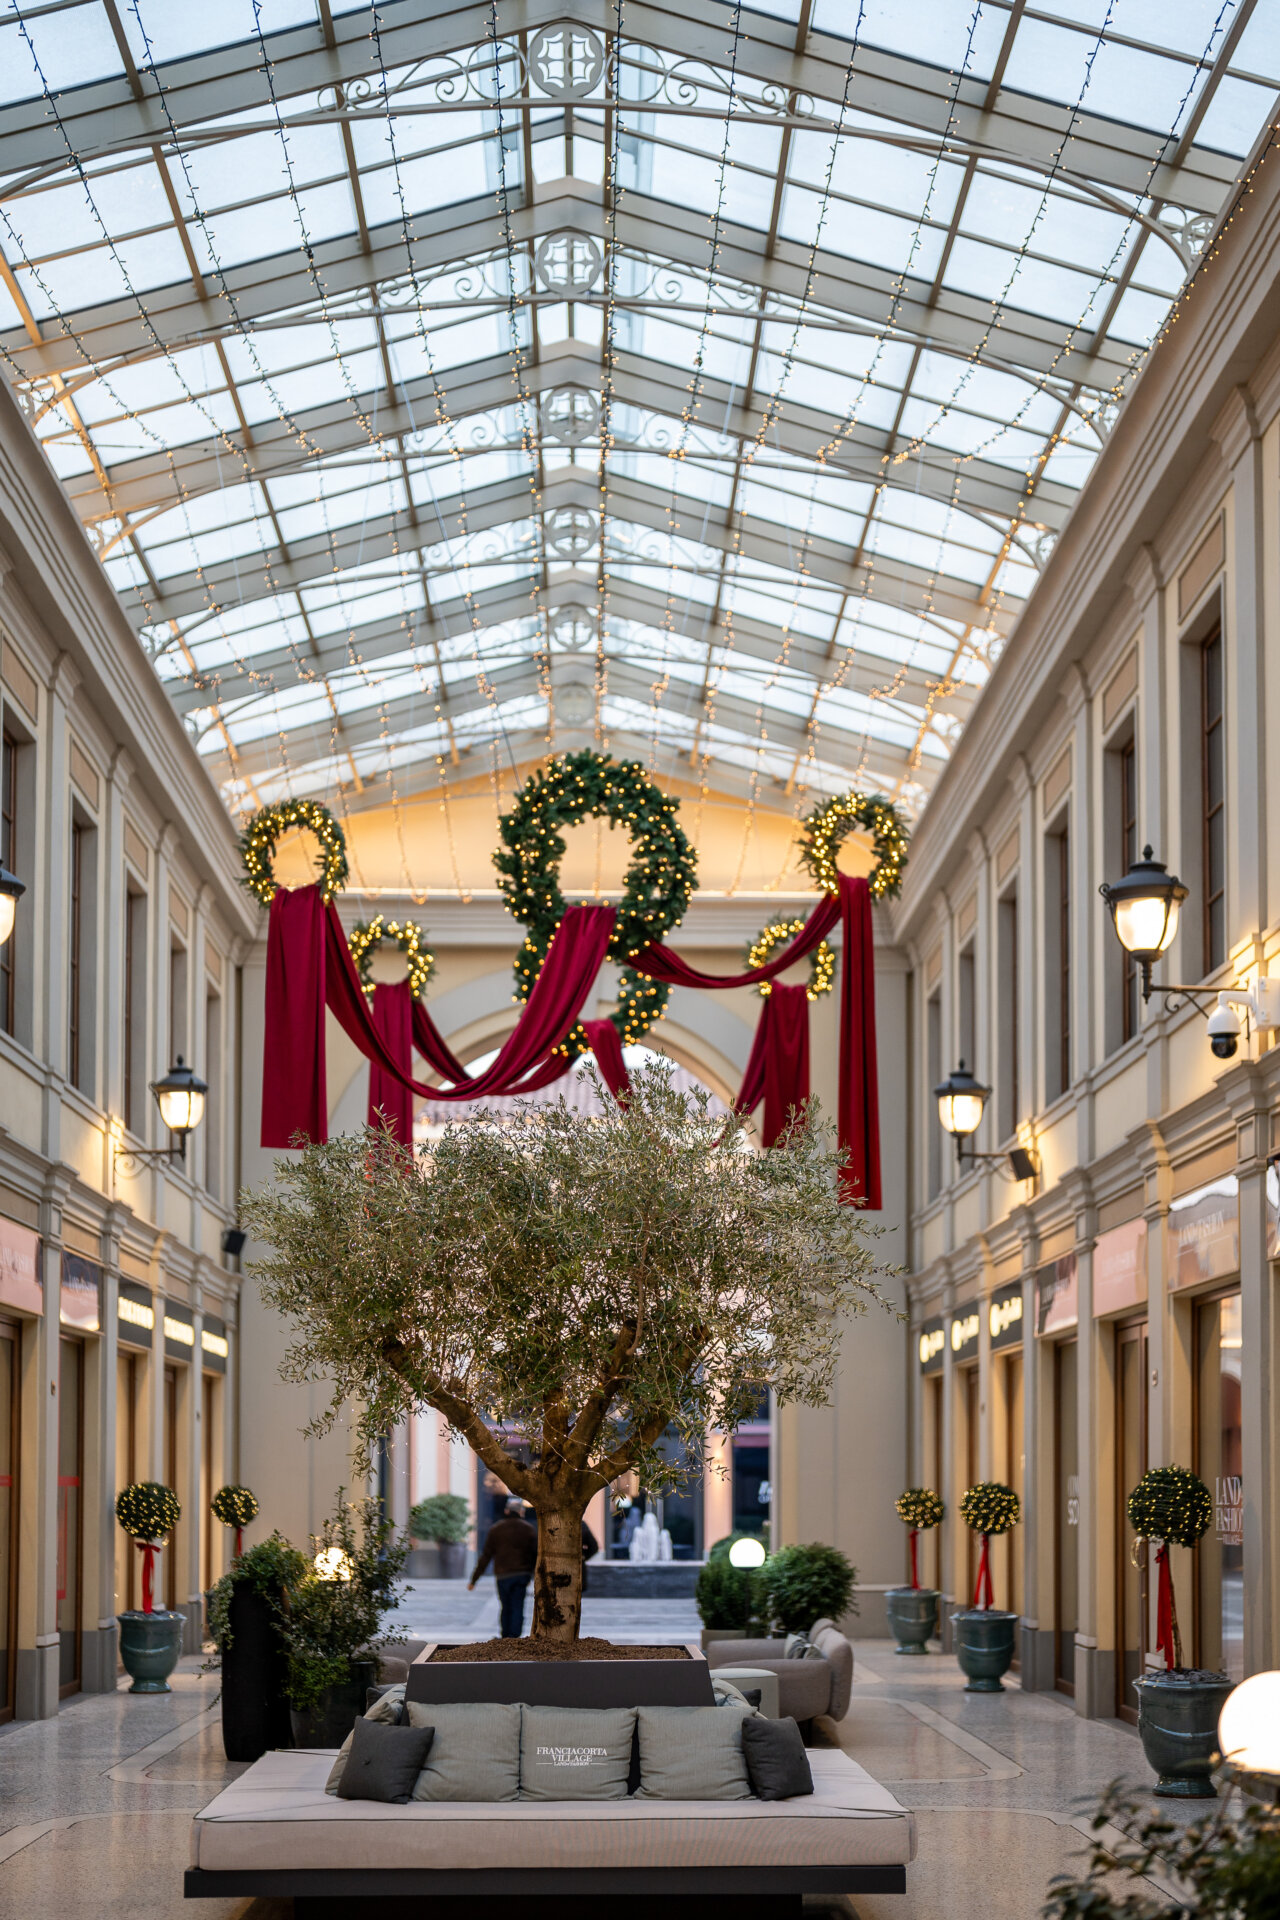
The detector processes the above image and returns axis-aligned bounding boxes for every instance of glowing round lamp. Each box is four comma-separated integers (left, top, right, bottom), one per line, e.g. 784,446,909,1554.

151,1057,208,1139
0,863,24,948
314,1547,354,1582
934,1062,990,1139
1217,1671,1280,1778
1100,845,1187,963
728,1536,766,1570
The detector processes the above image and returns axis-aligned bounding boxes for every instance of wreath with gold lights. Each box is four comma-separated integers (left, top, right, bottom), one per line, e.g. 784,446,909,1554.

348,915,436,1001
238,799,349,909
797,791,909,901
493,749,697,1054
745,916,835,1000
897,1487,945,1531
1127,1465,1211,1550
959,1482,1020,1537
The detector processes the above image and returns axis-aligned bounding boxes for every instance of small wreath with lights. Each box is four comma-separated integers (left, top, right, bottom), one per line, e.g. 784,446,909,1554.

1127,1465,1211,1549
493,749,697,1053
239,799,349,908
116,1481,181,1542
797,791,909,901
959,1482,1020,1536
745,916,835,1000
897,1487,945,1530
211,1485,259,1532
348,915,436,1000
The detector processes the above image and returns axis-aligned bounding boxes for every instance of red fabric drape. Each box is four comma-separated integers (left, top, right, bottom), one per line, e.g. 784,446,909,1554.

837,874,881,1209
631,890,841,990
734,983,810,1148
410,998,470,1086
582,1018,630,1100
972,1531,994,1610
368,980,414,1142
1154,1543,1177,1669
261,884,329,1147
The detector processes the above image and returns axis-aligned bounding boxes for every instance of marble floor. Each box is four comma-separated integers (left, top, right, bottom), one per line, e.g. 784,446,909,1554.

0,1589,1184,1919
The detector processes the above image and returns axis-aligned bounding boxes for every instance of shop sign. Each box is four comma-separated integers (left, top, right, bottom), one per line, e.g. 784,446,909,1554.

1214,1473,1243,1548
1037,1253,1078,1335
0,1216,41,1316
950,1303,980,1363
201,1313,228,1374
1168,1175,1238,1291
988,1282,1024,1352
164,1299,196,1362
118,1280,154,1348
1093,1217,1147,1317
916,1315,944,1373
60,1251,101,1332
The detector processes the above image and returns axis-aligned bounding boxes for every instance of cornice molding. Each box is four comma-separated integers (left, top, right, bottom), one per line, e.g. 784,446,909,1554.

1208,383,1262,467
1124,541,1163,613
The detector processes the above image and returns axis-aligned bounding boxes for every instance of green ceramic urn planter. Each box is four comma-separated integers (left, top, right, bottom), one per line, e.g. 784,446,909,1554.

117,1609,186,1693
1134,1670,1235,1797
952,1606,1018,1691
885,1586,939,1654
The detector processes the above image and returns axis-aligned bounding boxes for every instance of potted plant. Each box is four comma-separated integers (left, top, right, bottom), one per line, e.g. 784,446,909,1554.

279,1493,408,1747
407,1492,471,1580
952,1481,1020,1691
115,1482,184,1692
1044,1779,1280,1918
759,1543,856,1634
242,1065,889,1672
1127,1465,1233,1797
886,1487,944,1653
207,1531,309,1762
695,1551,765,1646
211,1483,259,1561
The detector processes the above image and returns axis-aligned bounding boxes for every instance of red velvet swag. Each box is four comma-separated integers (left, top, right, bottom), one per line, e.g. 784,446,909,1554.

734,982,810,1148
367,980,414,1143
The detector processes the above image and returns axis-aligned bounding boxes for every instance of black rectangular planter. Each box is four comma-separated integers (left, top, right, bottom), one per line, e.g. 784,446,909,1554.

405,1641,714,1709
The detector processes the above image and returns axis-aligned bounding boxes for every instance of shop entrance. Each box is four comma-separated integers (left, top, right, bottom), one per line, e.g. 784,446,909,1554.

997,1350,1024,1622
1194,1289,1242,1680
924,1372,943,1591
962,1364,979,1604
1115,1317,1148,1723
1053,1338,1078,1694
163,1365,179,1612
57,1336,84,1697
0,1319,18,1723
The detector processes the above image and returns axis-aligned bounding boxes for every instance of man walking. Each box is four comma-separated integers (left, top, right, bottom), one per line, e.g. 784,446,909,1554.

468,1497,538,1639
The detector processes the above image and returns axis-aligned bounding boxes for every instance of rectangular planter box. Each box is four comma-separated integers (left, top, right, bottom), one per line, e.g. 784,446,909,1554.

406,1642,714,1710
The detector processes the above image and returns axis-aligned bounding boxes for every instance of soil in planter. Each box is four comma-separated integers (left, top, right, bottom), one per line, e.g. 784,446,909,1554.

431,1637,691,1663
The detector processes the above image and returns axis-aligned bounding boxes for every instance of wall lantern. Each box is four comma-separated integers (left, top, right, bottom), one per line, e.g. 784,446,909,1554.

934,1062,1037,1183
1098,845,1186,999
115,1055,208,1171
0,862,25,947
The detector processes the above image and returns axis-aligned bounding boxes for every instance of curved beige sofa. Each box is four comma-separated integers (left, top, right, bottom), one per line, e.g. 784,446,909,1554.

705,1619,854,1725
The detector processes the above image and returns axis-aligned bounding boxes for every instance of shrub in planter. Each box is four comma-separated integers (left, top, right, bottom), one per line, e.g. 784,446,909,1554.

116,1482,184,1693
952,1481,1019,1692
1126,1465,1230,1797
207,1532,309,1762
280,1493,408,1747
759,1543,856,1635
695,1554,763,1633
408,1492,470,1578
211,1484,259,1560
1044,1778,1280,1919
887,1487,945,1654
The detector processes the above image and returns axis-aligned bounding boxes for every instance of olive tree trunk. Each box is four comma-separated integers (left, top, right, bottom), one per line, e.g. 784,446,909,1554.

530,1495,589,1645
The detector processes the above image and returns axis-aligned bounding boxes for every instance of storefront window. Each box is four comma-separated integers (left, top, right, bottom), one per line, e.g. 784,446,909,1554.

1195,1291,1242,1681
1054,1339,1078,1693
57,1337,83,1696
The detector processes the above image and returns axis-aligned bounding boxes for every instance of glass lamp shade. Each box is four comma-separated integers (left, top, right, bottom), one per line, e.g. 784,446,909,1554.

934,1063,990,1138
1101,846,1187,959
728,1536,767,1569
1217,1671,1280,1777
151,1056,208,1135
314,1547,354,1582
0,863,25,948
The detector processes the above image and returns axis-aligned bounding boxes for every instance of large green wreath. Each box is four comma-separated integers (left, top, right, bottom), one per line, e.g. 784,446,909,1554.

349,915,435,1000
493,750,697,1052
239,799,349,908
1127,1466,1212,1549
798,791,909,901
116,1482,181,1542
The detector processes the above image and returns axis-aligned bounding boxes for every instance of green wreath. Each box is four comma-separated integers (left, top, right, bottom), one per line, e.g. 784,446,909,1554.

116,1482,181,1542
493,750,697,1053
897,1487,945,1530
797,791,909,901
745,916,835,1001
211,1485,259,1531
959,1482,1020,1536
239,799,349,908
349,915,435,1000
1127,1466,1211,1549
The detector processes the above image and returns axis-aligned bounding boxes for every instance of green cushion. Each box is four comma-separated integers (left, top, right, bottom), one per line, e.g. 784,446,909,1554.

633,1704,753,1800
519,1705,636,1801
405,1700,522,1802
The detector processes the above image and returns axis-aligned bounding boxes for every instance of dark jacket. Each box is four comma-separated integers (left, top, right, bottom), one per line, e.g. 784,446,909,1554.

473,1515,537,1582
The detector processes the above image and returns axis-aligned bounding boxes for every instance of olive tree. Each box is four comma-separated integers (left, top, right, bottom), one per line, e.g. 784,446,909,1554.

242,1065,892,1646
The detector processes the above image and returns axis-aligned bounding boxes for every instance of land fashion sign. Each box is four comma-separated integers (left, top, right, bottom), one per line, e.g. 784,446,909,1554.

1037,1253,1078,1335
1093,1216,1147,1317
917,1314,945,1373
60,1252,101,1332
988,1282,1024,1352
1168,1175,1239,1291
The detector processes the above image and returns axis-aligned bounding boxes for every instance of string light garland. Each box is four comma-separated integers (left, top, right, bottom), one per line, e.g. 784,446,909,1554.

897,1487,945,1530
746,917,834,1001
239,799,350,908
797,792,909,900
959,1482,1020,1536
1127,1466,1212,1551
494,749,697,1051
348,915,436,1001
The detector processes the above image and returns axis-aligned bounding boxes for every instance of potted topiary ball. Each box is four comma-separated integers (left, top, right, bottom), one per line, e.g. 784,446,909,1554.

407,1492,471,1579
1127,1465,1233,1798
758,1542,856,1636
887,1488,945,1654
952,1482,1020,1692
116,1482,184,1692
211,1484,259,1561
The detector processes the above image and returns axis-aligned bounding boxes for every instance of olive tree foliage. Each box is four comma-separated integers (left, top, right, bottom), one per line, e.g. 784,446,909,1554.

242,1064,893,1643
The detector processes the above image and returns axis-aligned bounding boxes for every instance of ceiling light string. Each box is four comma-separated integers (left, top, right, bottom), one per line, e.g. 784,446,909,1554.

594,0,632,762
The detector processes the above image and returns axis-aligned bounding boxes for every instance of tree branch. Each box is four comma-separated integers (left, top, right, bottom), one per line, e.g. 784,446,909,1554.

379,1335,538,1501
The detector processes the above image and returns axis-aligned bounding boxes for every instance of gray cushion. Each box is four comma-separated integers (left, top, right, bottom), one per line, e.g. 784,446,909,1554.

783,1632,812,1659
741,1716,814,1801
325,1683,408,1794
405,1700,522,1802
634,1704,753,1801
519,1706,636,1801
335,1717,434,1804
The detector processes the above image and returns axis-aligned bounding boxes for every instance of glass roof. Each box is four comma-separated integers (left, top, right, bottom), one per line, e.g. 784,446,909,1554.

1,0,1275,843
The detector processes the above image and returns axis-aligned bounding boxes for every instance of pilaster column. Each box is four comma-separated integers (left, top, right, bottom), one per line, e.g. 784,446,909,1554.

102,750,133,1135
1209,387,1266,944
1064,666,1095,1160
1010,756,1034,1131
41,655,80,1161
